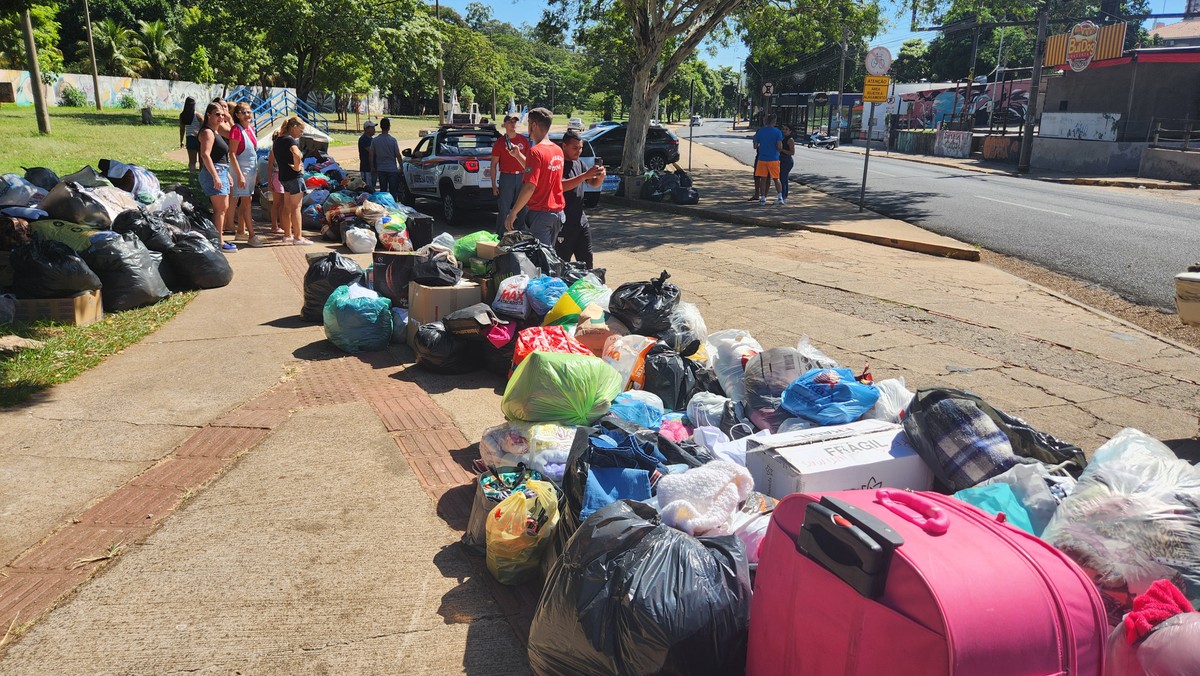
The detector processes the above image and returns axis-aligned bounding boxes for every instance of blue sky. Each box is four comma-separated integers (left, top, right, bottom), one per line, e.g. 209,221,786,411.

440,0,1190,73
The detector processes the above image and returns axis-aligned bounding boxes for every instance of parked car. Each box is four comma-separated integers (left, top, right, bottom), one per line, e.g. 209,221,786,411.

399,124,500,224
581,123,681,171
589,120,620,130
547,132,621,208
690,114,703,126
567,117,585,131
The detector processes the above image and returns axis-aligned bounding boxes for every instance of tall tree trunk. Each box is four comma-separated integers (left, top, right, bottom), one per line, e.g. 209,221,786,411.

21,8,51,135
621,64,655,175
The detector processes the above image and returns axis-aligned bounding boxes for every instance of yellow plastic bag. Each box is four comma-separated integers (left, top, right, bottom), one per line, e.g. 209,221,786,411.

485,479,560,585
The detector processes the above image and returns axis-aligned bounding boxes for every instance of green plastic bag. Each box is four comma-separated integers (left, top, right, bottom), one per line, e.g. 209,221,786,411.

543,273,609,326
323,283,393,353
454,230,499,266
953,482,1035,534
502,351,623,425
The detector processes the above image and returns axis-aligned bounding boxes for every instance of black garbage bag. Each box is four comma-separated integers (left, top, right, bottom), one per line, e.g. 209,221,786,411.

10,237,102,298
528,500,751,676
491,250,541,287
22,166,59,192
902,388,1088,492
112,208,174,252
82,232,171,311
148,250,183,291
1,215,32,250
411,251,462,287
482,334,517,376
301,252,365,322
559,262,606,286
502,232,563,276
413,321,481,374
608,270,681,335
164,231,234,290
671,186,699,205
642,343,696,412
162,203,220,248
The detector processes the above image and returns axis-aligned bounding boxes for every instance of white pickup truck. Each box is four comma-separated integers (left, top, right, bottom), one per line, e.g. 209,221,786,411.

400,124,500,224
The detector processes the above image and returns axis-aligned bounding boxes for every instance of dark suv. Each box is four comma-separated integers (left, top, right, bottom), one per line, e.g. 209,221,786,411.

581,123,681,171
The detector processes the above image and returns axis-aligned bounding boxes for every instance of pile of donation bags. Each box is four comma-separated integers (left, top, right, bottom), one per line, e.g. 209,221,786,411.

299,226,1200,675
2,164,233,317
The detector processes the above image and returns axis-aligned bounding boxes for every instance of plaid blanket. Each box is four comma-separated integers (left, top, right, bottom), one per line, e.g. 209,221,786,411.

925,398,1026,491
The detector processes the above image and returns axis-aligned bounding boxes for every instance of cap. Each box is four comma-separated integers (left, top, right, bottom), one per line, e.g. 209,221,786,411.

363,120,377,128
504,114,520,122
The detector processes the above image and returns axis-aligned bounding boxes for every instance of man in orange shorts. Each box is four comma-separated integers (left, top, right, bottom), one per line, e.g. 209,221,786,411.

752,114,785,205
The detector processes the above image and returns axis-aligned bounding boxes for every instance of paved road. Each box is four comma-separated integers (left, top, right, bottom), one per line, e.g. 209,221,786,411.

686,119,1197,309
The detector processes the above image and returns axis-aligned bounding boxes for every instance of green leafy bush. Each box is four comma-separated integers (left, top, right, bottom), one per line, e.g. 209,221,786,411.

118,92,138,109
59,84,88,107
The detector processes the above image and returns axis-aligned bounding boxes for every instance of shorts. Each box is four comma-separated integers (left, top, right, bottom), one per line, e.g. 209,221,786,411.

281,177,306,195
198,163,230,197
185,135,200,152
232,164,257,198
270,172,284,194
754,160,781,179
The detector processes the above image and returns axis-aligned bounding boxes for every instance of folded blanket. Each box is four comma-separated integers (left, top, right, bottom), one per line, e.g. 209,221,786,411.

581,467,652,519
657,461,753,536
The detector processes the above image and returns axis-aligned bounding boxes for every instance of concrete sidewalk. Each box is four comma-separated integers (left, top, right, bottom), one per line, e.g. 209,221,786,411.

2,149,1198,671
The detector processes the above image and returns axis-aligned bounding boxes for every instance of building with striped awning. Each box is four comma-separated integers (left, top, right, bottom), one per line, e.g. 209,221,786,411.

1044,23,1127,68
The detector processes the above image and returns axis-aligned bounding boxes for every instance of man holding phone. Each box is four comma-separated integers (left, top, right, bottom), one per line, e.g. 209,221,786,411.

557,129,605,267
490,114,531,235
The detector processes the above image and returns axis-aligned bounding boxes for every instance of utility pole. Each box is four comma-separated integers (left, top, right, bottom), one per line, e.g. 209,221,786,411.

21,7,51,134
836,27,851,138
436,0,444,123
1018,4,1050,173
83,0,101,110
688,79,695,173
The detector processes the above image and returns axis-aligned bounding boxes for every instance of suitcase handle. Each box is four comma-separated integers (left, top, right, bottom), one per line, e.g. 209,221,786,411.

796,497,903,599
875,489,950,535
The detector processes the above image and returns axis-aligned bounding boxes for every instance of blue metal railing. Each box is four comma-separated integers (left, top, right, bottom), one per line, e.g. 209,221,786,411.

251,91,331,135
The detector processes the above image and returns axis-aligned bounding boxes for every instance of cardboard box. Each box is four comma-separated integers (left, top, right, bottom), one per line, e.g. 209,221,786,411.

407,281,481,326
1177,272,1200,326
373,252,420,306
476,241,501,260
13,289,103,326
745,419,933,499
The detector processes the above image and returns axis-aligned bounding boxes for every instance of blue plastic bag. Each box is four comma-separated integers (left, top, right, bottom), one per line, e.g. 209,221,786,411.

323,283,393,353
780,367,880,425
526,275,568,317
608,391,665,430
368,191,399,211
954,482,1035,534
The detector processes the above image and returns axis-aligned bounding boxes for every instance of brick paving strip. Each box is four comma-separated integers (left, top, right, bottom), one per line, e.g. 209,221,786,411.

0,242,539,651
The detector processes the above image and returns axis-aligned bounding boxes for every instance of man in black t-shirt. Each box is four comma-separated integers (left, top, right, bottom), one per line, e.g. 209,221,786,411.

357,120,376,191
557,130,605,268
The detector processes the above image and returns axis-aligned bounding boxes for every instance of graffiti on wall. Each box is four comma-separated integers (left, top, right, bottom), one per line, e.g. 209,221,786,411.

934,129,972,158
900,80,1031,130
0,69,386,114
1039,112,1121,141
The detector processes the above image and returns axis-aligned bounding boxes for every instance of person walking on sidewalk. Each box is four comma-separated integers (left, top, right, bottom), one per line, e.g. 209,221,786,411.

358,120,377,191
491,113,531,235
557,129,605,267
370,117,402,201
779,123,796,204
753,114,785,205
504,108,564,246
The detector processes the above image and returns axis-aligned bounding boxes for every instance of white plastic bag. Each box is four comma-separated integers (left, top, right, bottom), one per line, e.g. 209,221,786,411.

492,274,531,318
796,336,839,370
602,334,658,390
705,329,762,405
0,173,46,207
662,301,708,354
687,391,730,428
479,421,578,483
977,461,1075,536
432,231,455,250
860,377,915,424
344,226,377,254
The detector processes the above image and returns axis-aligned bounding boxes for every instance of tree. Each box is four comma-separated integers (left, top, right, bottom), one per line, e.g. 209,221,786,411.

136,19,179,80
78,17,148,77
1,0,52,133
0,2,63,76
533,9,569,47
440,22,505,104
892,38,931,82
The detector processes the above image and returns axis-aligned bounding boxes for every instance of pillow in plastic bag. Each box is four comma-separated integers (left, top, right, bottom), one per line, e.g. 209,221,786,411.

501,351,622,425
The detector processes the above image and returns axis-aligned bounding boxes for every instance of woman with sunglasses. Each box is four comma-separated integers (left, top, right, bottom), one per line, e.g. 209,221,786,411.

229,102,263,247
274,117,312,245
197,102,243,252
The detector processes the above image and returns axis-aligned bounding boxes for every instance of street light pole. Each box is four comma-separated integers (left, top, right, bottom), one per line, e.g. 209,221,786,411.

1018,3,1050,173
20,8,51,134
436,0,444,123
84,0,102,111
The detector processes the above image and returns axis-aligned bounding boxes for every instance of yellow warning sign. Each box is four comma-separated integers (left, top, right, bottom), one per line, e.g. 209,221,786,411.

863,76,890,103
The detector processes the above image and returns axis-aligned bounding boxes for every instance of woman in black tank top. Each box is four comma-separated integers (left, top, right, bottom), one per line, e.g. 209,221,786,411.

198,102,243,252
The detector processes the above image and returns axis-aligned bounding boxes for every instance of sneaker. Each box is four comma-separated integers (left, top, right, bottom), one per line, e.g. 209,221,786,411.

220,242,238,253
248,234,264,248
774,196,784,206
759,197,766,205
293,238,314,245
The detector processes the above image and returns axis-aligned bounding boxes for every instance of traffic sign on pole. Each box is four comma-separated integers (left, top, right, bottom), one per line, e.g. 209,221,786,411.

865,46,893,76
863,76,890,103
761,82,775,97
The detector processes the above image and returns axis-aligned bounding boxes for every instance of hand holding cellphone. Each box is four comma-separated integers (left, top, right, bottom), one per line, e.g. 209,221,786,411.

595,157,603,167
504,135,513,151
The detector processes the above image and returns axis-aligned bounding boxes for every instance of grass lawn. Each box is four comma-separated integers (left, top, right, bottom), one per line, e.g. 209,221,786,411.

1,106,200,407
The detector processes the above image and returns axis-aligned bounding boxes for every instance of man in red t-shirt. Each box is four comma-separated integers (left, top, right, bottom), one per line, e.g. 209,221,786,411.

504,107,565,246
490,114,530,235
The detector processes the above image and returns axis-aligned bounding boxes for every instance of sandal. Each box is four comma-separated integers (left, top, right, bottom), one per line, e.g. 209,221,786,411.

293,238,314,245
271,227,285,234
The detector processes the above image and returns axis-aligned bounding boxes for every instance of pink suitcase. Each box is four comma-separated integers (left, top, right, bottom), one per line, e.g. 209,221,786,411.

747,489,1106,676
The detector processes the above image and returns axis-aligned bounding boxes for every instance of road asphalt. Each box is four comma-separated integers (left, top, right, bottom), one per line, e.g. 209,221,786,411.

687,119,1198,309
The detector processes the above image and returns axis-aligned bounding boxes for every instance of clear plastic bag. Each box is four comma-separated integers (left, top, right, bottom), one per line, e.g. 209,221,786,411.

658,301,708,354
976,461,1075,536
860,377,915,424
1043,428,1200,624
705,329,762,405
687,392,730,428
485,479,559,585
603,334,658,390
479,422,578,484
343,226,377,254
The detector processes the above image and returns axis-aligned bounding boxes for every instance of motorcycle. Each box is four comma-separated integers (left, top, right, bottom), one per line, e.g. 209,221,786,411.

807,132,839,149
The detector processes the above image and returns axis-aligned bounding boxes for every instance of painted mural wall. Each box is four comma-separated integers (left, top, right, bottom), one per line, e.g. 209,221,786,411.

899,80,1031,130
0,70,386,115
1039,112,1122,141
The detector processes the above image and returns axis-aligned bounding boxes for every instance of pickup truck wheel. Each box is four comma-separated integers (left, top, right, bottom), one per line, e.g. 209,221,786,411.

584,192,601,209
646,152,668,171
441,189,461,225
399,177,415,206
